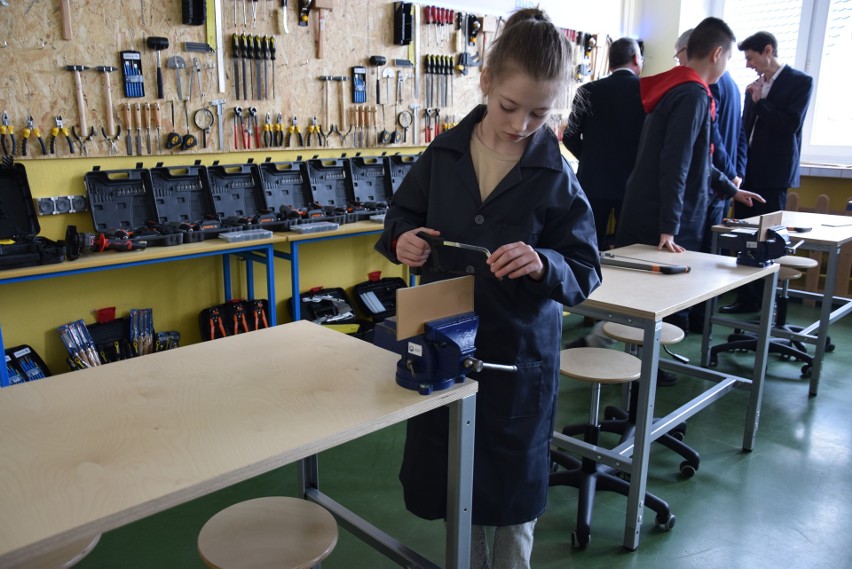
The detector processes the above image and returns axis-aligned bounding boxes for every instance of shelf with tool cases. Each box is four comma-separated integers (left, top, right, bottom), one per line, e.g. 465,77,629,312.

0,149,419,384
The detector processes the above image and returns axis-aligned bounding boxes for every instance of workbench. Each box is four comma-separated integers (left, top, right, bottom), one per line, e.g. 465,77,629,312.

710,211,852,395
0,235,286,386
0,321,478,569
554,245,778,550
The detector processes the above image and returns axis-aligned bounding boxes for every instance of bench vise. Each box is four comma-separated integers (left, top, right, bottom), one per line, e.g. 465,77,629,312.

374,311,516,395
719,226,797,267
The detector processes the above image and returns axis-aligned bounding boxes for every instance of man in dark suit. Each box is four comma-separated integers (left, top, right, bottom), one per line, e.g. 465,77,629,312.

721,30,813,313
563,37,645,250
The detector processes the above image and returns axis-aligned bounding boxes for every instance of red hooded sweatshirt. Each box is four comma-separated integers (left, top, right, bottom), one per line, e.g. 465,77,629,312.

640,66,716,119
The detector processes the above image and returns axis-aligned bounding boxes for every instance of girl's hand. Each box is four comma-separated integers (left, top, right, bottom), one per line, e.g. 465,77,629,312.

488,242,544,280
395,227,440,267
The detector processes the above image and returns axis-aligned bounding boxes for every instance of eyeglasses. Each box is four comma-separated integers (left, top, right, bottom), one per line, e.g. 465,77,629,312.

672,47,686,62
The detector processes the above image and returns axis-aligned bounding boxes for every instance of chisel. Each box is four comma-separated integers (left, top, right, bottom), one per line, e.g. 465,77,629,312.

123,103,133,155
134,103,143,156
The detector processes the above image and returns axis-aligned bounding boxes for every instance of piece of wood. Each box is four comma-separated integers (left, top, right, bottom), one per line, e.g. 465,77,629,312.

59,0,73,41
395,275,474,340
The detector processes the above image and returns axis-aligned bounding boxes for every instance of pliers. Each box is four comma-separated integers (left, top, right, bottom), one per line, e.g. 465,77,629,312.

248,106,260,149
72,125,96,157
22,115,47,156
286,116,303,147
306,116,325,147
49,116,75,155
273,113,284,147
1,111,16,156
262,112,273,148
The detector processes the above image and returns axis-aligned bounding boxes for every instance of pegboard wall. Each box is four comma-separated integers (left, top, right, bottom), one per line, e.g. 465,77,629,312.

0,0,522,160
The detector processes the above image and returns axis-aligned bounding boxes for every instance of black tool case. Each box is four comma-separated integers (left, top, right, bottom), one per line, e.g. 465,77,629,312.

303,158,364,223
0,160,66,270
144,163,225,242
347,156,391,212
256,159,338,227
84,166,183,247
288,286,360,327
385,153,419,198
353,275,407,323
205,162,290,232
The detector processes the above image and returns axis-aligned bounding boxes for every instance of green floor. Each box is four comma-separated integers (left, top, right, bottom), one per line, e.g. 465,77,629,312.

77,295,852,568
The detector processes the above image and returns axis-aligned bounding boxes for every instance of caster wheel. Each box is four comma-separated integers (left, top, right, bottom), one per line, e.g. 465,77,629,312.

571,530,589,550
679,460,697,478
655,512,676,531
826,343,835,353
709,356,718,367
671,430,685,441
801,364,812,378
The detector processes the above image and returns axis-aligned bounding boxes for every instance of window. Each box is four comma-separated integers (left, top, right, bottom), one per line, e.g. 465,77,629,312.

718,0,852,164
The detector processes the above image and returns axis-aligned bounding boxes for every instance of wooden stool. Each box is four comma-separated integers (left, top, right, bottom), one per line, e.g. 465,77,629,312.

198,497,338,569
710,255,833,377
24,534,100,569
549,348,675,549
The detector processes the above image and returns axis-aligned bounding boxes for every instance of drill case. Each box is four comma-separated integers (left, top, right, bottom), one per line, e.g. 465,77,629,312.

385,153,419,198
0,160,66,270
287,286,361,329
84,166,184,247
303,158,367,222
352,274,407,323
205,162,290,232
144,163,227,242
347,156,391,213
256,159,342,227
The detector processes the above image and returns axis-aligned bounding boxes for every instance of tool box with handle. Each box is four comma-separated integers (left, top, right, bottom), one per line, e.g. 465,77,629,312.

303,158,368,222
256,159,343,227
204,162,290,232
384,153,419,199
347,156,391,213
144,162,226,242
0,159,66,270
287,286,368,337
353,273,407,323
199,298,270,341
84,165,183,247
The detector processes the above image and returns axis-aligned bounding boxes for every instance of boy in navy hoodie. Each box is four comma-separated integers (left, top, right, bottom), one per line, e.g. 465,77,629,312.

615,17,762,253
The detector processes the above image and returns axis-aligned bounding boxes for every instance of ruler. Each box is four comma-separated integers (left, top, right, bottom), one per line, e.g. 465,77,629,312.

206,0,227,93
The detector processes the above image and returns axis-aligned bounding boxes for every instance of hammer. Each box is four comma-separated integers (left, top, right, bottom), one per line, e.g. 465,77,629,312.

368,55,386,104
95,66,119,137
146,36,170,99
65,65,90,136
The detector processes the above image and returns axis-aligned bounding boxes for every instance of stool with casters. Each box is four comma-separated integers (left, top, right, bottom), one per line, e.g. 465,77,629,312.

549,348,676,549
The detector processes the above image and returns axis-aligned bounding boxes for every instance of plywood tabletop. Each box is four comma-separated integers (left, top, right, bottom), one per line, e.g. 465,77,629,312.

0,321,476,566
580,244,778,321
714,211,852,247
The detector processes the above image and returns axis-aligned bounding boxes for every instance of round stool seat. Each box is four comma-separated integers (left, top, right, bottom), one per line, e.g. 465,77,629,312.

777,255,818,270
602,321,685,346
198,497,338,569
559,348,641,384
778,266,802,281
26,534,100,569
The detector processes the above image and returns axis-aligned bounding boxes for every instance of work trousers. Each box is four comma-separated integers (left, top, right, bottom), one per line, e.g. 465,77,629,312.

470,520,536,569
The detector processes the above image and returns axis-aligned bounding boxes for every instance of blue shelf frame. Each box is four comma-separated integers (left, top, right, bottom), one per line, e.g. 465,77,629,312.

0,242,277,387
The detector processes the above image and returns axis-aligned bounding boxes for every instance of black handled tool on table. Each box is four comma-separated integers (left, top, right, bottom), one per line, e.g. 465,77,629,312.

600,252,691,274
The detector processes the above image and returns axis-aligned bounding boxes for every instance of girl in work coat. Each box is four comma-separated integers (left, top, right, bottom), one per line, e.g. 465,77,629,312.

375,9,601,567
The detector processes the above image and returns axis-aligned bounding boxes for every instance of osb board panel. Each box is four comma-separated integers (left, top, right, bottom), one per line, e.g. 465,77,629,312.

0,0,485,159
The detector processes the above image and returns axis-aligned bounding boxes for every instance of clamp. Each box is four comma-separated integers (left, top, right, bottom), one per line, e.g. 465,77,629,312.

49,116,75,155
22,115,47,156
285,116,303,147
1,111,16,156
306,116,325,147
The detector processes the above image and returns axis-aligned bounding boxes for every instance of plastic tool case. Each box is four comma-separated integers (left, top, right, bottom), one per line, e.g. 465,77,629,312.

347,156,391,212
84,166,183,247
256,159,339,227
303,157,366,222
0,160,66,270
145,163,225,242
385,153,419,197
205,162,289,232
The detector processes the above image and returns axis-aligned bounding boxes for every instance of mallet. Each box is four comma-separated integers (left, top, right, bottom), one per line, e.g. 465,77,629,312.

146,36,170,99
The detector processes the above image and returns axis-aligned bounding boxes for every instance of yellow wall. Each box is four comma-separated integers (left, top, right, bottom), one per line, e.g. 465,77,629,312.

796,176,852,214
1,150,408,374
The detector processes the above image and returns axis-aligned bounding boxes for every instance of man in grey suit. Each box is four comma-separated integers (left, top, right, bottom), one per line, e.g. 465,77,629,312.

563,37,645,250
721,30,813,314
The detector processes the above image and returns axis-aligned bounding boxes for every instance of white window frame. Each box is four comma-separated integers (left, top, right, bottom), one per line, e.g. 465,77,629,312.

713,0,850,164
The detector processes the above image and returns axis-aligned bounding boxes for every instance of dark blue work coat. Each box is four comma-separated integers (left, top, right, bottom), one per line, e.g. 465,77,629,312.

375,104,601,525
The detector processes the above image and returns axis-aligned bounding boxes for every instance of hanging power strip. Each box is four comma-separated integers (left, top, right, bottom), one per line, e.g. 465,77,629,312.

35,195,89,216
